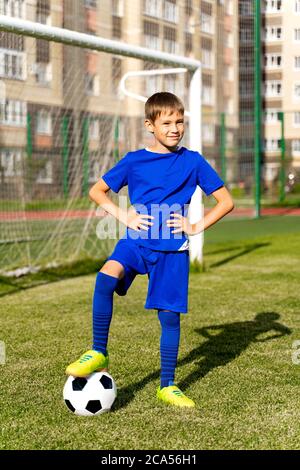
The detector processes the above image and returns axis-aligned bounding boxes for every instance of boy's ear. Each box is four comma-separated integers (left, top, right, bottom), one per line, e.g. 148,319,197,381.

144,119,155,134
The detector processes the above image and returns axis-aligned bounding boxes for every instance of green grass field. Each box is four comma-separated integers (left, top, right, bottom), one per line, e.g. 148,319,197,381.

1,216,300,450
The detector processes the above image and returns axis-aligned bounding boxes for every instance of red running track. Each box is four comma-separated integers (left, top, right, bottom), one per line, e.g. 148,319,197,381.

0,207,300,221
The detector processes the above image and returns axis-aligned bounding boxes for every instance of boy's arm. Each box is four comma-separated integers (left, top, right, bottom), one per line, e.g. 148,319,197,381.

89,179,153,231
167,186,234,236
196,186,234,234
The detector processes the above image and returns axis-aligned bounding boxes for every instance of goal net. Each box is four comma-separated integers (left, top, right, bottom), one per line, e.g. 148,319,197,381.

0,4,201,275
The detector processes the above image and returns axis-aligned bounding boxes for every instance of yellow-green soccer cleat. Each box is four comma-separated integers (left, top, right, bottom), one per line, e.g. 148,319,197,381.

65,350,109,377
157,385,196,408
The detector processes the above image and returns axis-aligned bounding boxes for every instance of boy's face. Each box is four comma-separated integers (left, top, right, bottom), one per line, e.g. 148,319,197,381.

145,109,185,150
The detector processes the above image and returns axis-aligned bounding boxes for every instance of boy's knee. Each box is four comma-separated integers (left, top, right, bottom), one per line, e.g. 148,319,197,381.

100,260,125,279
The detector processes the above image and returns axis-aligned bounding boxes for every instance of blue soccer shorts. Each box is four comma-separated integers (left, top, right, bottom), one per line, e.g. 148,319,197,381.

106,238,190,313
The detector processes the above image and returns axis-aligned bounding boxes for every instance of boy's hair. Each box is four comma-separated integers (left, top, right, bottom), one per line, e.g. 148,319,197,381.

145,92,184,122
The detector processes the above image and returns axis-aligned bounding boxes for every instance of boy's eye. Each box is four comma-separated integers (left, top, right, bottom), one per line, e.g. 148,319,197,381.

163,122,184,125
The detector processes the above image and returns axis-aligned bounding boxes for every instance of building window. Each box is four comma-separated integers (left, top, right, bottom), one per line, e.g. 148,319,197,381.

295,29,300,41
239,138,253,153
144,21,160,50
164,74,176,93
146,75,159,97
163,0,178,23
294,83,300,100
202,48,213,69
239,1,252,15
36,0,50,25
240,112,253,123
263,0,282,13
202,85,214,105
36,39,50,63
112,0,124,16
201,13,214,34
202,123,215,143
84,0,97,8
89,117,100,140
85,73,100,96
0,31,24,51
0,0,26,18
0,149,22,177
265,26,282,41
240,55,254,69
264,139,281,152
264,54,282,69
89,155,101,183
292,139,300,154
112,15,122,39
112,56,122,94
36,160,53,184
264,109,280,123
185,0,193,17
185,32,192,55
296,0,300,13
144,0,161,17
0,49,25,80
163,26,177,54
294,112,300,126
0,99,27,126
144,34,160,50
295,56,300,69
36,109,52,135
265,81,282,97
240,27,253,43
35,62,52,86
240,81,253,97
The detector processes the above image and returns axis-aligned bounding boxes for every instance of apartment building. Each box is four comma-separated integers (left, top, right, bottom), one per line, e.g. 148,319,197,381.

186,0,238,171
0,0,65,197
0,0,238,198
263,0,300,184
239,0,300,190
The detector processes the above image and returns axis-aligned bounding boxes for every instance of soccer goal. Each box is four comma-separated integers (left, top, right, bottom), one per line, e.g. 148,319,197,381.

0,13,202,274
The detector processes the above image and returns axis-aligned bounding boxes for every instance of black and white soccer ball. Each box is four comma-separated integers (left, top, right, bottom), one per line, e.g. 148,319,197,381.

63,372,117,416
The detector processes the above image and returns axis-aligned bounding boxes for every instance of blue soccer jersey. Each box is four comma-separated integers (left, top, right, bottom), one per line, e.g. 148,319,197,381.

102,147,224,251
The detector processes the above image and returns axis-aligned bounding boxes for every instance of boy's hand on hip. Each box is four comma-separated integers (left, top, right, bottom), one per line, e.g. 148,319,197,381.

166,213,200,236
126,211,154,232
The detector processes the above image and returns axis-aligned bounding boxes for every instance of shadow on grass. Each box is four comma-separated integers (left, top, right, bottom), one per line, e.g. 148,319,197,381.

113,312,291,411
0,243,270,296
177,311,291,390
208,242,270,269
0,258,105,298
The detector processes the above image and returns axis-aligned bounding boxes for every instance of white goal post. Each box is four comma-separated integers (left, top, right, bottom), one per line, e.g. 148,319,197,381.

0,14,203,263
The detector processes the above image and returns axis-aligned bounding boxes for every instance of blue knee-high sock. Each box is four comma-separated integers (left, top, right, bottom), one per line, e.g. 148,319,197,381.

158,310,181,389
92,272,119,355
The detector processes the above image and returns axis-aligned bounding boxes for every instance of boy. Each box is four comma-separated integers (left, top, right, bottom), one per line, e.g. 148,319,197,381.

66,92,234,408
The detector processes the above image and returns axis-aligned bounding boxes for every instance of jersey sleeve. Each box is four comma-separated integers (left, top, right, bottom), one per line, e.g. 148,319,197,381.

196,153,224,196
101,153,129,193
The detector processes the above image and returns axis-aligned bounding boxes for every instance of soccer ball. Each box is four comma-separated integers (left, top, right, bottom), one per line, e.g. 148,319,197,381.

63,372,117,416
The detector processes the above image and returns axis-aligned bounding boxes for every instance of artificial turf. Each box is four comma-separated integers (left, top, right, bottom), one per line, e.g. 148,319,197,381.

0,217,299,449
